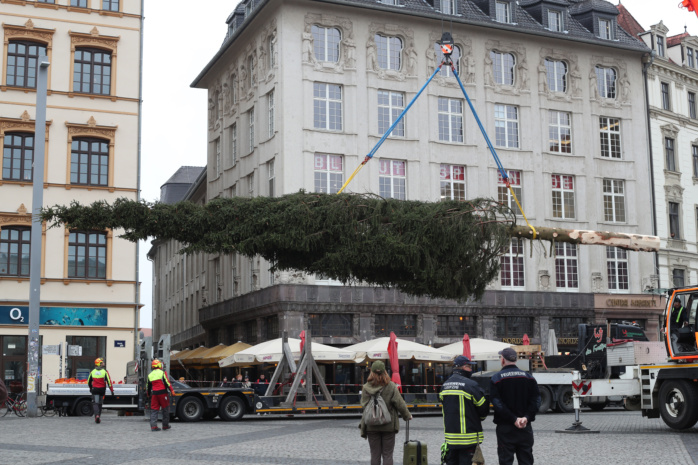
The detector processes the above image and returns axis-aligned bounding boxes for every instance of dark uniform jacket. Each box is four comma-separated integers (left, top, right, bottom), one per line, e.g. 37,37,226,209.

489,365,539,425
440,369,489,449
671,305,688,330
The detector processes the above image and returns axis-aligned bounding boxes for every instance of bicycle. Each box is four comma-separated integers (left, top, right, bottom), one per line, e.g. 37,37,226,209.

2,392,27,417
38,399,57,417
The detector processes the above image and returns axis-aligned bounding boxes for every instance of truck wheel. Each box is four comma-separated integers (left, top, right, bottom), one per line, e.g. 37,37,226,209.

538,386,552,413
177,396,204,422
74,399,94,417
219,396,245,421
556,386,574,413
659,380,698,429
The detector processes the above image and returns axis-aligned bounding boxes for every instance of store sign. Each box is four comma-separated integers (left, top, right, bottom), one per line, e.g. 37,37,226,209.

605,298,659,308
68,345,83,357
0,306,108,326
42,345,61,355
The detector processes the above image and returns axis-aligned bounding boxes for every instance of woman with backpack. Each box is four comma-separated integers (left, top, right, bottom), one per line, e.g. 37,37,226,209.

359,361,412,465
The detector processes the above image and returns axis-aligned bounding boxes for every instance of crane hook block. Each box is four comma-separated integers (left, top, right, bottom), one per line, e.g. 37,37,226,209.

440,32,454,57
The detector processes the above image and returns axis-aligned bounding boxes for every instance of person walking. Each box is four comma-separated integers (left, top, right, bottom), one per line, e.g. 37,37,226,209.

87,358,113,424
489,348,540,465
147,359,175,432
440,355,489,465
359,361,412,465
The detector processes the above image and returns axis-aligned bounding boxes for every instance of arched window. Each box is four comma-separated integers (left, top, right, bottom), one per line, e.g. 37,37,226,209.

311,25,341,63
376,35,402,70
491,51,515,86
544,58,567,93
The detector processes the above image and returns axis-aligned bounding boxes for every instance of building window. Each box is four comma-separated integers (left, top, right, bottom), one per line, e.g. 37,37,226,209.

595,66,616,99
437,315,477,337
374,314,417,337
65,336,106,380
312,25,341,63
673,269,685,288
548,110,571,154
436,44,461,77
268,90,275,137
603,179,626,223
376,35,402,71
495,1,511,23
501,238,524,288
2,133,34,181
598,19,612,40
657,35,665,57
440,0,456,15
599,117,621,159
547,9,563,32
215,138,221,177
606,246,629,291
661,82,671,110
70,0,88,7
379,159,406,200
73,48,112,95
552,174,575,219
491,51,515,86
690,92,697,119
377,90,405,137
102,0,119,11
545,59,567,92
494,104,519,148
555,242,578,290
0,227,31,277
693,145,698,177
314,154,343,194
37,0,56,3
665,137,676,171
689,48,695,68
248,108,255,153
308,314,353,337
6,41,47,89
440,164,466,201
496,316,533,339
68,230,107,279
381,0,398,5
231,123,237,165
438,98,463,143
313,83,343,131
669,201,681,239
244,320,258,344
498,170,522,213
70,138,109,186
268,159,275,197
265,315,279,340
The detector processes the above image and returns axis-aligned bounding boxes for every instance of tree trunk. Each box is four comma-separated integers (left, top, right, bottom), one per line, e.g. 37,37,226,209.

510,225,659,252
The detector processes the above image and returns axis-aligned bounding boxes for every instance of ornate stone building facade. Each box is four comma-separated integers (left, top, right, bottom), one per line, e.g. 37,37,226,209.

0,0,142,389
153,0,662,357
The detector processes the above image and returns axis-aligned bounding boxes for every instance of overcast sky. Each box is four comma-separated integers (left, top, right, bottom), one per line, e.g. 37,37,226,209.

137,0,697,328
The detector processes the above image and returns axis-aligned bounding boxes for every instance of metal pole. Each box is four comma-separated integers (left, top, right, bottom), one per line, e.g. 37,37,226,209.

27,56,50,417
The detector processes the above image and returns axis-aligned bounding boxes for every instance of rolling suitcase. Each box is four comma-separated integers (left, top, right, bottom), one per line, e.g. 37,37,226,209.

403,420,428,465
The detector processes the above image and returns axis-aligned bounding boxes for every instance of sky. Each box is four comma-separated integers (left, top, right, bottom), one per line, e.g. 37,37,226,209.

136,0,698,328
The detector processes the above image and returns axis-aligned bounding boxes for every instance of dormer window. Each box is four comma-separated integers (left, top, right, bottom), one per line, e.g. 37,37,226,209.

381,0,398,5
688,48,694,68
657,35,665,57
495,1,512,23
548,10,563,32
441,0,456,15
245,2,252,18
599,19,613,40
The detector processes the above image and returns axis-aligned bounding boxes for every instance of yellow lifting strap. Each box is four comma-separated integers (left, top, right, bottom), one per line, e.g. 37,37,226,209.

508,183,536,240
337,161,366,195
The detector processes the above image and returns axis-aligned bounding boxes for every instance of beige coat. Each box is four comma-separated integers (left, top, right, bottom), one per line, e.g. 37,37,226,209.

359,381,412,438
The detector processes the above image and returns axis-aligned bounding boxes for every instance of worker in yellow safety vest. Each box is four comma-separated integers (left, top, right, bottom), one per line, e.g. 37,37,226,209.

87,358,113,424
147,359,175,432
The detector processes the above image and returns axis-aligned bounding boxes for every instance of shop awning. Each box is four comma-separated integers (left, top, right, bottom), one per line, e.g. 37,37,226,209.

439,338,513,361
345,337,454,363
219,338,356,368
189,342,253,365
170,349,193,361
172,346,209,366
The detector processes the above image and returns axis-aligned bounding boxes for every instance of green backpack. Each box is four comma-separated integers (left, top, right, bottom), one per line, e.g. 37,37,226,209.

363,387,391,426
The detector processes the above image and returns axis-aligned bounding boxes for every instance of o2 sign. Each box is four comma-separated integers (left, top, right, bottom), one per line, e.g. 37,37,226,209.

0,306,27,325
9,307,24,322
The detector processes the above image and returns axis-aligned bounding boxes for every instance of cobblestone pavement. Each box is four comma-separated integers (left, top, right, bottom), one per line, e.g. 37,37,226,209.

1,408,697,464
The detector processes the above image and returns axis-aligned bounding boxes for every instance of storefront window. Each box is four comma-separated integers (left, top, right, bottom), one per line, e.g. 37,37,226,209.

308,313,352,337
436,315,477,337
65,336,106,380
2,336,27,390
375,314,417,337
496,316,533,340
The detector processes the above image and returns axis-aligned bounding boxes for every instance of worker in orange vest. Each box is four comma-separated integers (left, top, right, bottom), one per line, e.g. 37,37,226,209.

87,358,113,424
147,359,175,431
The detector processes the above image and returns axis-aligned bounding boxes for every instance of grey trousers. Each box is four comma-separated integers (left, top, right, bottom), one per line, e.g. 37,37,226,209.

92,394,103,417
367,431,396,465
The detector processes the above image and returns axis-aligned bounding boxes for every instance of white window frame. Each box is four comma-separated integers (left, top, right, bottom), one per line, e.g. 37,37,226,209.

491,51,516,86
603,179,626,223
551,174,575,219
268,159,275,197
596,66,616,99
440,164,466,201
498,170,522,215
607,246,629,292
555,242,578,291
441,0,455,14
311,25,341,63
378,159,406,200
248,108,255,153
268,90,275,138
548,110,571,154
494,104,519,148
313,82,343,131
376,34,402,71
599,117,621,159
495,1,511,23
657,35,665,57
314,154,344,194
500,238,525,289
231,123,238,165
438,97,464,143
378,90,405,137
547,9,563,32
599,19,612,40
545,58,567,93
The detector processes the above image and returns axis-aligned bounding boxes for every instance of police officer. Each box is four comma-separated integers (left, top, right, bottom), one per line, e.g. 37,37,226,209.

489,348,539,465
147,359,175,432
87,357,113,424
440,355,489,465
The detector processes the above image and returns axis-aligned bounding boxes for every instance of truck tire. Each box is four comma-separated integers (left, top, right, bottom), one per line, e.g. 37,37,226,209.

556,385,574,413
219,396,245,421
658,380,698,430
538,386,552,413
74,399,94,417
177,396,204,422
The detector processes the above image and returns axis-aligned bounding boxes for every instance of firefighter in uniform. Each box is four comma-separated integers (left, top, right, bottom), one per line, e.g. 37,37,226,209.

147,359,174,431
440,355,489,465
490,348,540,465
87,358,113,424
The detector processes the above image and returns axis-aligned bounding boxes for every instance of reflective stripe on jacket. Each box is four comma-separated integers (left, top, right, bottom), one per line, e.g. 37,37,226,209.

88,368,112,390
147,369,173,395
439,371,489,449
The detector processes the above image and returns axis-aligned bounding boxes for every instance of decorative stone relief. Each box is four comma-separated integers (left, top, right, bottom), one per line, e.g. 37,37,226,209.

485,40,529,95
538,270,551,291
664,183,684,201
660,122,680,139
591,272,603,293
592,55,627,108
367,22,414,82
303,13,355,73
539,48,581,101
427,32,473,87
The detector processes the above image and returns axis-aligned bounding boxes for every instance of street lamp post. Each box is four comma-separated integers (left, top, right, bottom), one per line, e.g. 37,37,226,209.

27,56,50,417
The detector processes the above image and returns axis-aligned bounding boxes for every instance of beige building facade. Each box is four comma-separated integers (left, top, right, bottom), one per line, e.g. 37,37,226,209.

0,0,142,390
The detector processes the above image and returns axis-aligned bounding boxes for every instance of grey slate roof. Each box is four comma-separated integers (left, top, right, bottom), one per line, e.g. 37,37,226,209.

160,166,206,205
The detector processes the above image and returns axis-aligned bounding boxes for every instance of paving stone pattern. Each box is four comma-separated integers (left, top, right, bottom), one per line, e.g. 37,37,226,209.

0,409,697,464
